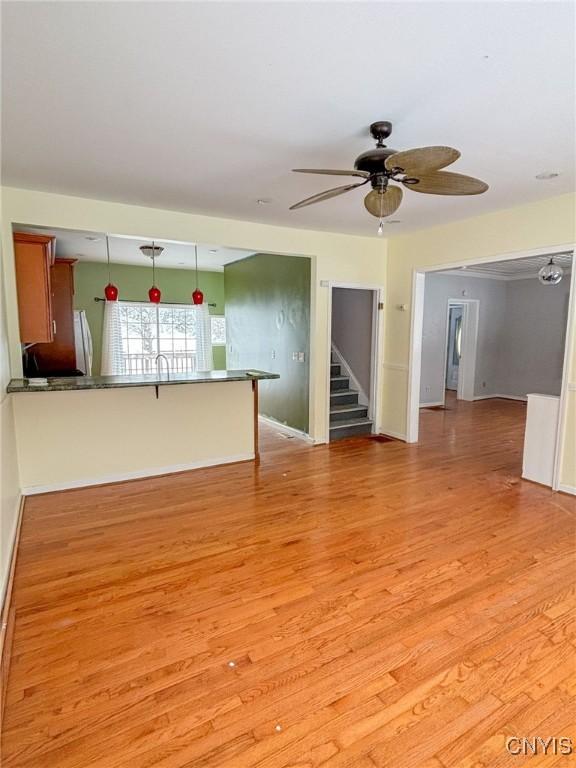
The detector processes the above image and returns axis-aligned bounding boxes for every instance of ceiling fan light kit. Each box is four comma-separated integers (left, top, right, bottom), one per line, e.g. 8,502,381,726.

290,120,489,233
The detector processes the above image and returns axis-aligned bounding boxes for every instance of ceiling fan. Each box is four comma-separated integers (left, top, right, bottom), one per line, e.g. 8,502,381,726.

290,121,488,233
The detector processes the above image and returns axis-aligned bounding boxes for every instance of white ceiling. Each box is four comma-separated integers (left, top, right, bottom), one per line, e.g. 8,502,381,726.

442,252,573,280
18,226,254,271
2,2,574,236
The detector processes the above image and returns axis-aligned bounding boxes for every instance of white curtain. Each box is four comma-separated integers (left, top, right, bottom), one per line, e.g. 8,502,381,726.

101,300,213,376
193,303,213,372
101,300,123,375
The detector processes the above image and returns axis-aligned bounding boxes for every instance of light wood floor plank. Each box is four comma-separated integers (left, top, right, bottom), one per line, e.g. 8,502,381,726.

1,395,574,767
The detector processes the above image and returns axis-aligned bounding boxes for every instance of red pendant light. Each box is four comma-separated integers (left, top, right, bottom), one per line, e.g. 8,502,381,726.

192,244,204,305
149,286,161,304
104,235,119,301
140,242,164,303
104,282,119,301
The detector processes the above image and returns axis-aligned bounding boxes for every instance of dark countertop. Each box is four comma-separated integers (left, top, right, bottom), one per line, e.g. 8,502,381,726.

7,369,279,393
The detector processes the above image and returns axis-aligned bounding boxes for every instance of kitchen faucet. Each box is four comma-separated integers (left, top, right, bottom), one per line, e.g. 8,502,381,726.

155,353,170,380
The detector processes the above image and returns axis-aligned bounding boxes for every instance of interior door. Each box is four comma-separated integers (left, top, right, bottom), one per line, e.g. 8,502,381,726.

446,305,463,391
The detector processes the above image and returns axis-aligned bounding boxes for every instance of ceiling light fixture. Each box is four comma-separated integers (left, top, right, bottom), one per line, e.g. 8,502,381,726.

140,243,164,303
256,198,272,205
289,120,488,228
535,172,560,180
538,258,564,285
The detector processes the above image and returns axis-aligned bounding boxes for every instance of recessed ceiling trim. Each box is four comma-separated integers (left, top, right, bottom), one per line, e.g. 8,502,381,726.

15,225,256,270
439,253,573,280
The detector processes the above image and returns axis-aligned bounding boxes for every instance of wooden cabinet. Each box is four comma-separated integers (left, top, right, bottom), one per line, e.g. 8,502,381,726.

30,258,78,374
14,232,79,375
13,232,55,343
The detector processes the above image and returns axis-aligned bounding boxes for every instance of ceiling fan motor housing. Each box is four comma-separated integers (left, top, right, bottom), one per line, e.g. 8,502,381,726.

354,147,398,176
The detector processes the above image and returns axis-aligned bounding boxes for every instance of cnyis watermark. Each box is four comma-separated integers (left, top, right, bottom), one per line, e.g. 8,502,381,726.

506,736,573,756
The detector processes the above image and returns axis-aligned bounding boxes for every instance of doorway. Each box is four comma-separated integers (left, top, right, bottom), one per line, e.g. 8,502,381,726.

440,299,479,405
445,304,463,391
407,247,575,491
327,285,381,441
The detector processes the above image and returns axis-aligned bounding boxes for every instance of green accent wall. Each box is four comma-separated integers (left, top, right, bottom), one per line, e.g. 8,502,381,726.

74,262,226,374
224,253,310,433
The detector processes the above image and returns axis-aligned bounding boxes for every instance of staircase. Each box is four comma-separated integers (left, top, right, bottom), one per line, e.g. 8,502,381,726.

329,358,373,441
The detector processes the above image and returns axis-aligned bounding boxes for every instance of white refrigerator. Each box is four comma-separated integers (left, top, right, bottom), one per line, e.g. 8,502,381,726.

73,310,93,375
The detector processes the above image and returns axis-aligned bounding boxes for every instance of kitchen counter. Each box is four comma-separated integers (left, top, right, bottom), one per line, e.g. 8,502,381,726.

7,369,278,393
10,369,279,494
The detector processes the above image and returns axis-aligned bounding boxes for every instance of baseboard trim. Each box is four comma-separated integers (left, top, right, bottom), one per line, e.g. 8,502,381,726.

21,453,256,496
258,415,314,444
557,483,576,497
1,495,24,728
473,394,528,402
378,429,408,442
420,401,445,408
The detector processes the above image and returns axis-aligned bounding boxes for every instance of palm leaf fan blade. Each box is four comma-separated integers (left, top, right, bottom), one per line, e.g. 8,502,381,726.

290,181,367,210
404,171,488,195
292,169,370,178
385,146,461,174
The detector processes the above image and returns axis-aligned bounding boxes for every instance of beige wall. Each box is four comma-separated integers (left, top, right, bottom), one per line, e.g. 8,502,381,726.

1,187,387,445
0,214,22,605
13,382,254,493
383,193,576,488
2,186,574,491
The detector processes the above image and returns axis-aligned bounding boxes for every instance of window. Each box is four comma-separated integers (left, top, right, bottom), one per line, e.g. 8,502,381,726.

210,316,226,346
102,301,213,376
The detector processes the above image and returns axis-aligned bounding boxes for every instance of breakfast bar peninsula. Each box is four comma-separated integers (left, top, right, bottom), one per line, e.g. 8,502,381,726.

8,370,278,494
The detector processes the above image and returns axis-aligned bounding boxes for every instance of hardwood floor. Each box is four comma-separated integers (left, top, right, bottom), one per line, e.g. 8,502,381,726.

2,397,575,767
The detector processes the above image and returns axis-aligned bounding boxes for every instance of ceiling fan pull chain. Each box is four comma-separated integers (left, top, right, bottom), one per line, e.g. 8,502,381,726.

377,190,384,236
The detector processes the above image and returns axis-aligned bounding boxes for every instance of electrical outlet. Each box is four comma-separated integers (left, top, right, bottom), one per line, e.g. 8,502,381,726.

425,385,431,393
271,350,276,359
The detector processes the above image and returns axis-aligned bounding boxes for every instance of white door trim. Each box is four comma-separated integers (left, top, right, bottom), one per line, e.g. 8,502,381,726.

325,281,383,443
406,243,575,491
552,259,576,490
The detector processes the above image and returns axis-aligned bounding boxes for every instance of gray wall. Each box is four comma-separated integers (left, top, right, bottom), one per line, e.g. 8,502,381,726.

498,277,570,396
420,274,507,404
331,288,373,396
420,272,570,404
225,253,310,433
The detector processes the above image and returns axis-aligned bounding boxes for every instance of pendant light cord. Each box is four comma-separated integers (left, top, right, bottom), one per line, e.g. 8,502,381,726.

152,240,156,286
195,244,199,290
106,235,111,282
